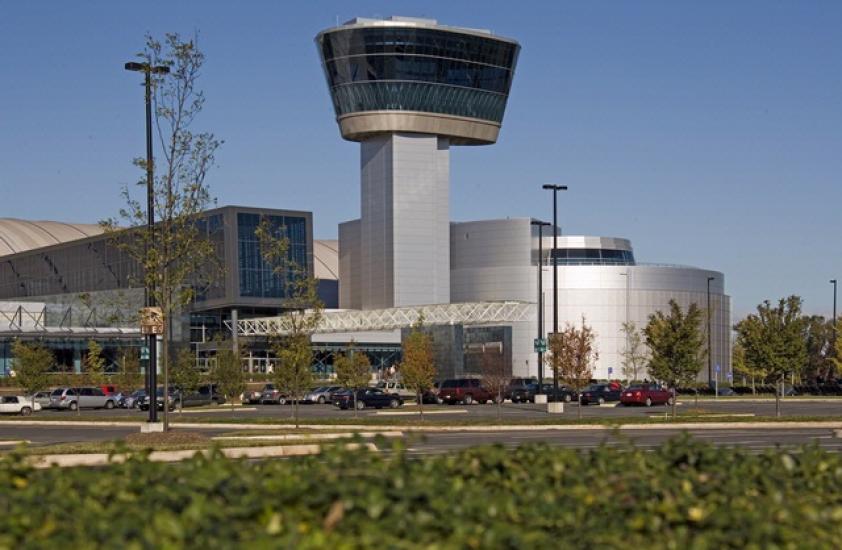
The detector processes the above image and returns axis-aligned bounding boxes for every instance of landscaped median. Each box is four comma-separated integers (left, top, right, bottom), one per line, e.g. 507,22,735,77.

1,437,842,547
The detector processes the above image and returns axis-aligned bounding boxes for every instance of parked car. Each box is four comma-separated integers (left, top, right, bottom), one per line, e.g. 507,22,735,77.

304,386,344,404
242,386,265,404
179,384,226,408
334,388,402,410
580,383,623,405
29,391,52,408
121,389,146,409
374,381,416,399
506,378,538,403
260,384,288,405
0,395,41,416
621,384,674,407
100,384,119,396
438,378,495,405
49,387,118,411
138,387,177,411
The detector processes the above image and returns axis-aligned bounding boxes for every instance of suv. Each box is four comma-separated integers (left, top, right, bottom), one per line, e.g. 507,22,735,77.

49,387,118,411
506,378,538,403
438,378,494,405
375,381,416,399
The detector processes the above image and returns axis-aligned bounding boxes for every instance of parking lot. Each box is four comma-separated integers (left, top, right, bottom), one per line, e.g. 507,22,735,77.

18,396,842,422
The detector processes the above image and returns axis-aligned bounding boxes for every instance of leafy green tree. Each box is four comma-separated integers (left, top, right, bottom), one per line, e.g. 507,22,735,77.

11,340,53,408
257,216,324,429
620,321,648,383
333,341,372,417
803,315,834,383
644,300,705,418
102,33,223,431
399,317,436,418
171,347,201,412
212,342,245,414
547,316,598,419
84,340,107,386
732,340,755,393
832,319,842,377
734,296,807,417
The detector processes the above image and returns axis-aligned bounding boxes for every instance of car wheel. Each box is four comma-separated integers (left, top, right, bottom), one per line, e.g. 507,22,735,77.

20,407,32,416
645,397,653,407
389,399,399,409
318,396,326,404
278,397,287,405
355,400,365,410
69,401,78,411
105,400,115,410
598,397,605,405
564,394,572,403
463,394,473,405
667,396,675,406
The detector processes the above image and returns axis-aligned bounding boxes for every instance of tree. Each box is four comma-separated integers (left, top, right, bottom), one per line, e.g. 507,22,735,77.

547,317,598,419
114,348,144,392
620,321,648,383
83,340,107,416
102,33,223,431
831,319,842,378
212,342,244,414
171,346,201,412
478,344,510,421
735,296,807,417
644,300,705,418
400,317,436,419
803,315,834,383
333,341,372,417
11,340,53,409
257,217,324,429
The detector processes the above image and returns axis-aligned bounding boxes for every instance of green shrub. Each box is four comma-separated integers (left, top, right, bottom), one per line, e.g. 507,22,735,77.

1,437,841,548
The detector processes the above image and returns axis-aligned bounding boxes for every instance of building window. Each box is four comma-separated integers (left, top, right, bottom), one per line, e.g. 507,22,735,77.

237,213,308,299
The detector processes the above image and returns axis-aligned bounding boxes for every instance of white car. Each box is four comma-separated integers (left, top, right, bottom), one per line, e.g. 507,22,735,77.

0,395,41,416
375,381,417,399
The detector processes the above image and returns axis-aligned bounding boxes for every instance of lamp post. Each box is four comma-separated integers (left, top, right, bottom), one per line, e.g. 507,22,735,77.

531,220,551,392
832,280,838,375
542,184,567,401
706,276,715,386
125,61,169,424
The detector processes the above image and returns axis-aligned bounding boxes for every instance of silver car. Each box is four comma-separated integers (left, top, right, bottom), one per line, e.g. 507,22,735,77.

49,387,118,411
304,386,343,404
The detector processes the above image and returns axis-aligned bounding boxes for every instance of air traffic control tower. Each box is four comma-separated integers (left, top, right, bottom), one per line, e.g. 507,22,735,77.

316,16,520,310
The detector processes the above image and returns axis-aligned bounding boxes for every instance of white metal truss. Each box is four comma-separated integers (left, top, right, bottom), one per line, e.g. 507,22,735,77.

231,301,533,336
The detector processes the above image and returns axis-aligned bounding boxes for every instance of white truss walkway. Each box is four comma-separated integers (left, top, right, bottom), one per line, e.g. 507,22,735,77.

231,301,534,336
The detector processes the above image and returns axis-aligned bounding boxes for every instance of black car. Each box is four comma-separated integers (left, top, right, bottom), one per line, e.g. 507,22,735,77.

580,384,623,405
536,383,577,403
506,378,538,403
334,388,402,410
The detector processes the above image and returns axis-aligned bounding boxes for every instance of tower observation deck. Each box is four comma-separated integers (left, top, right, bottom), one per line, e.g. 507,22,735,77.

316,17,520,309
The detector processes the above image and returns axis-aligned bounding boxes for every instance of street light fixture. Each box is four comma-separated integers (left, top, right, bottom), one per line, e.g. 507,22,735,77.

531,220,551,392
125,61,169,424
707,276,715,386
542,184,568,401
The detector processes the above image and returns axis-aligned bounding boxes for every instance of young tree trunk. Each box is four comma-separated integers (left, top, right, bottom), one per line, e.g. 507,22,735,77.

497,390,502,421
672,388,677,420
352,390,358,418
162,328,170,432
417,391,424,419
577,394,582,420
775,377,782,418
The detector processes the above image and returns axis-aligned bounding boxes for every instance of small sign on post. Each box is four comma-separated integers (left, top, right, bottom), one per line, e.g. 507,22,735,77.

533,338,547,353
140,307,164,335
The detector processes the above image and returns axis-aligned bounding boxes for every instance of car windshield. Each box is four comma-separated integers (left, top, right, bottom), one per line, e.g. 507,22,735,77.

312,387,326,393
51,389,64,396
587,385,606,391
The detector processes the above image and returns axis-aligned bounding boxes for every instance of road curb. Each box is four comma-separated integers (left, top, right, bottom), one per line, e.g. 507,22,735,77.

26,442,378,469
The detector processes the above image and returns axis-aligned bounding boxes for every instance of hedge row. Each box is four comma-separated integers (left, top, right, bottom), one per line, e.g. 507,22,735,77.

2,437,842,548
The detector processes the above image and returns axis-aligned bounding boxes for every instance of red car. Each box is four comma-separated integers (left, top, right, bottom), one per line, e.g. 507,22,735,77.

620,384,674,407
438,378,495,405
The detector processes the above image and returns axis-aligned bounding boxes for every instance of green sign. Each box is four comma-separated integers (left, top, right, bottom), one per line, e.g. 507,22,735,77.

140,346,149,361
533,338,547,353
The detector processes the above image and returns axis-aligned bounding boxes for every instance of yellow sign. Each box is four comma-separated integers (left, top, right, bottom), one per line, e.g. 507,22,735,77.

140,307,164,335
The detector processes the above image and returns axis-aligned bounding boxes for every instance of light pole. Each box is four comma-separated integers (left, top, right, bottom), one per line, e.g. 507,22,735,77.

125,61,169,424
706,276,715,386
531,220,551,392
832,279,837,379
542,184,567,401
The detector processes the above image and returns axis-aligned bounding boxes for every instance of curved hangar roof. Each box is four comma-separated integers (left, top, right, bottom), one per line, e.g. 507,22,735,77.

0,218,104,257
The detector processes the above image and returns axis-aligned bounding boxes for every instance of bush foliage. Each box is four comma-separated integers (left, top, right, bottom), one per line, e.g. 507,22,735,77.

1,437,842,548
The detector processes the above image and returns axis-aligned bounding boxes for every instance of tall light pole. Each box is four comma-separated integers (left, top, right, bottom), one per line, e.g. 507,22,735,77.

707,276,715,386
832,279,838,377
531,220,551,391
125,61,169,424
542,184,567,400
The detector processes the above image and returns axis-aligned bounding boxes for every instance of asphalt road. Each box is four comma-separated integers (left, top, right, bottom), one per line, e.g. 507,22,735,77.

25,397,842,422
0,424,839,454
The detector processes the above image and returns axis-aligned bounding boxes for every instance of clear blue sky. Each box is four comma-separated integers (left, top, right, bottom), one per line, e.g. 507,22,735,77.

1,1,840,318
